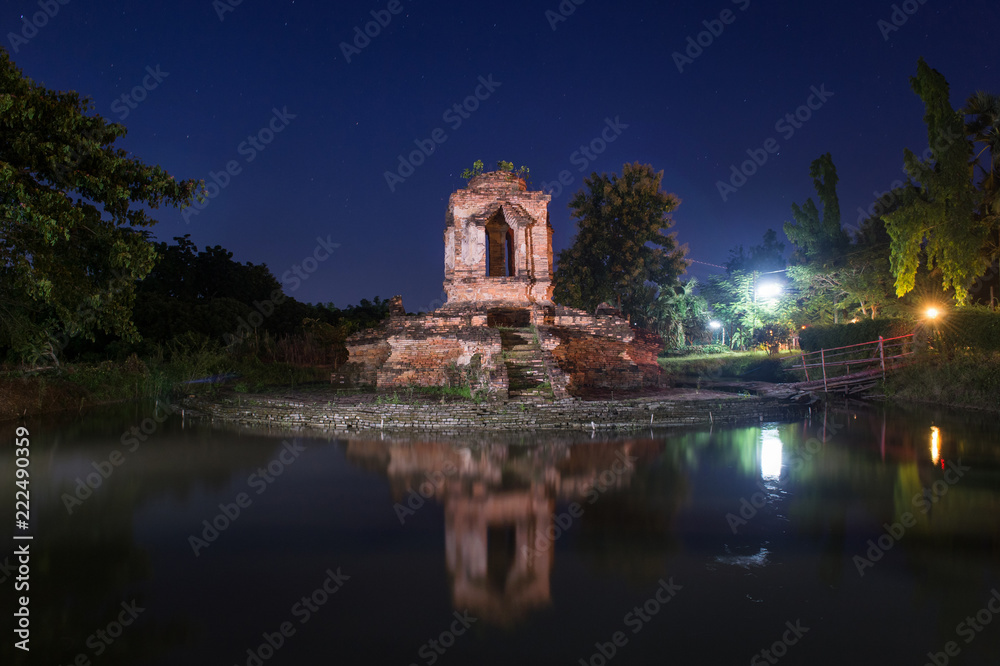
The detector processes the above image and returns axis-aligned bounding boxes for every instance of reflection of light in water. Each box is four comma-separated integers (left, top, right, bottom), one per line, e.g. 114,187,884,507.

760,427,783,480
930,426,941,465
714,546,769,569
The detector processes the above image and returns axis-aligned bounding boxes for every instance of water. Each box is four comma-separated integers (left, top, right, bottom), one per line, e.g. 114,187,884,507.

3,402,999,665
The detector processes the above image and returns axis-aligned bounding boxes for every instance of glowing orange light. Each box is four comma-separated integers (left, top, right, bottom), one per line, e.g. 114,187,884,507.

926,307,940,320
930,426,941,465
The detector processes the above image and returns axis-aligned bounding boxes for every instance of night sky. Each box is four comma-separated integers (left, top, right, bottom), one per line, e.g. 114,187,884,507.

8,0,998,311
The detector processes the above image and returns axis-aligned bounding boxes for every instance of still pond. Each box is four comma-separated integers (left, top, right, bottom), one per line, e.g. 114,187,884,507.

3,401,999,665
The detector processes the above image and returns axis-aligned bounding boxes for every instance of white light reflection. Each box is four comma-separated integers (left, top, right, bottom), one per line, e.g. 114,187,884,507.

760,427,783,481
930,426,941,465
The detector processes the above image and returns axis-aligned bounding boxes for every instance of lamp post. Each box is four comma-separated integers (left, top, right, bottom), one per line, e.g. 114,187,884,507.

750,272,783,339
709,320,723,346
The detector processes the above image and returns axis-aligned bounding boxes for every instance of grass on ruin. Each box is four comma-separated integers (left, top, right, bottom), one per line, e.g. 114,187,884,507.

374,385,475,404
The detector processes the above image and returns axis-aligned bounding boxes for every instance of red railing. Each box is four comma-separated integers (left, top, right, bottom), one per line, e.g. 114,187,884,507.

787,334,915,392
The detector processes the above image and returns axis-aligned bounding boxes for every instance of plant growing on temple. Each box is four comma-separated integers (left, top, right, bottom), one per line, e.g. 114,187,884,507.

495,160,529,179
0,48,199,365
883,59,988,305
554,162,688,322
460,159,484,180
460,160,529,181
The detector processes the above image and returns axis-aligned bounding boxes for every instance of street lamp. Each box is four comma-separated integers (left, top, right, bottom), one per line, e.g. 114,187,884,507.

757,281,783,300
709,320,724,345
925,307,940,320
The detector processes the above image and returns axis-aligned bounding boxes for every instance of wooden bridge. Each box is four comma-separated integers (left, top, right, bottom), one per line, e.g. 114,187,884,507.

783,334,916,396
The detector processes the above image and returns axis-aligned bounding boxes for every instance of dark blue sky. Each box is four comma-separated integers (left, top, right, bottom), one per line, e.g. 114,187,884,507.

8,0,998,310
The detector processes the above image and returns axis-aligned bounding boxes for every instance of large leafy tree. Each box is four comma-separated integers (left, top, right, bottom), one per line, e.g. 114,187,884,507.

883,59,985,304
637,278,709,348
553,162,688,321
783,153,851,323
702,270,792,350
964,90,1000,261
0,48,197,363
839,213,899,319
725,228,786,274
784,152,849,265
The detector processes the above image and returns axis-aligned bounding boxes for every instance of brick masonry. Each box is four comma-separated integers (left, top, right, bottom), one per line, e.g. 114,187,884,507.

184,392,808,433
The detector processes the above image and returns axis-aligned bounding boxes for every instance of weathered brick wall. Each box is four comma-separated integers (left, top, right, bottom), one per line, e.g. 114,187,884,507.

444,172,553,305
547,329,645,394
627,327,667,388
185,393,807,433
339,315,506,396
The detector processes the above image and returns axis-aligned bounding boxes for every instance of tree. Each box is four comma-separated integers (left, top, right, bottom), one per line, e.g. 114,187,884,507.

839,214,898,319
702,270,793,350
553,162,688,321
964,90,1000,261
783,153,852,323
883,59,985,304
726,228,786,274
0,49,198,363
646,278,708,348
783,153,849,265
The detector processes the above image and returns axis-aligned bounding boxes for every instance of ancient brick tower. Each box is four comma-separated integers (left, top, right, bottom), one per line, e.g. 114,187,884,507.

443,171,554,306
336,171,665,398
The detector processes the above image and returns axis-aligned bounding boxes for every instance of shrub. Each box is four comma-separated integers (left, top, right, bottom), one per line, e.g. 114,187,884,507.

935,306,1000,353
799,318,911,352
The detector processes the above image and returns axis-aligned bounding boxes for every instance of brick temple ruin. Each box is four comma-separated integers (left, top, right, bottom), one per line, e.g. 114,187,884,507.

338,171,664,399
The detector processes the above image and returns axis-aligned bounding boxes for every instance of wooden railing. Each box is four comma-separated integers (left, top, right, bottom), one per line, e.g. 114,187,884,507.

785,334,915,393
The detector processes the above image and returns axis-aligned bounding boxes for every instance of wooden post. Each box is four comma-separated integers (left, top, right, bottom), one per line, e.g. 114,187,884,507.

821,349,828,392
801,352,810,381
878,335,886,380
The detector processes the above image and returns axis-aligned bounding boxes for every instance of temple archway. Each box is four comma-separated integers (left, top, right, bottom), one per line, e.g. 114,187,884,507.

485,209,514,278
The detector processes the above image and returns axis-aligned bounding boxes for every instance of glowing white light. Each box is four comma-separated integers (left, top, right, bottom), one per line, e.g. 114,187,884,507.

926,307,940,320
757,282,783,300
709,320,721,330
760,427,783,480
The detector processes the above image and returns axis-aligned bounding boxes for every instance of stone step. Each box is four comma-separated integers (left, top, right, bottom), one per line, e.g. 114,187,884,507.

500,327,550,398
508,376,546,386
507,393,552,403
508,370,545,378
508,367,544,373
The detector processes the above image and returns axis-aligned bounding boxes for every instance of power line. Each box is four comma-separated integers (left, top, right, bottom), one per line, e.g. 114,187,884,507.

687,259,727,270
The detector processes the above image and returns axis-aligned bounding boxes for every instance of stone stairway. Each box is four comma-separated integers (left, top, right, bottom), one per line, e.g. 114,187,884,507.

499,328,552,402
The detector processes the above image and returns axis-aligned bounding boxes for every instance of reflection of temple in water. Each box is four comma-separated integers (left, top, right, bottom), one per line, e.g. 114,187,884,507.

346,438,650,625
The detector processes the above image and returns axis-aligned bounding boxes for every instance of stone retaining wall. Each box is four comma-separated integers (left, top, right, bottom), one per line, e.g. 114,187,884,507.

184,394,807,434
